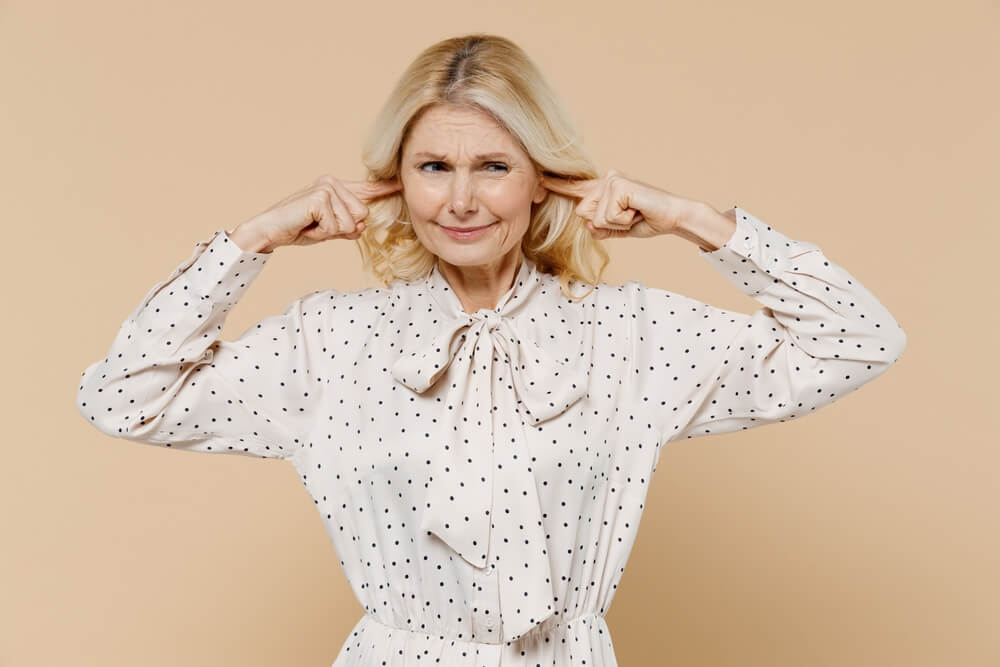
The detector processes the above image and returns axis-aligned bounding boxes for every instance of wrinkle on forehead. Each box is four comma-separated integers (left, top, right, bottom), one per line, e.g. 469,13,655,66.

404,106,528,165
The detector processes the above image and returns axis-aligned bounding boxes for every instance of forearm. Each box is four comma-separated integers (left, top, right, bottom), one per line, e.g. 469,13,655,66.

671,202,738,252
76,228,272,439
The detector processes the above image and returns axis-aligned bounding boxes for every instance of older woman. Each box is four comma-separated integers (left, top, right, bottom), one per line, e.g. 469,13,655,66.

76,33,906,667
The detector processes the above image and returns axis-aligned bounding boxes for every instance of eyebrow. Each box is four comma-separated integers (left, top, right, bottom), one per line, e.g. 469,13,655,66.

411,151,514,161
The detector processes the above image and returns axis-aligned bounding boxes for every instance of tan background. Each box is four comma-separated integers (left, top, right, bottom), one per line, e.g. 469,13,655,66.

2,0,996,665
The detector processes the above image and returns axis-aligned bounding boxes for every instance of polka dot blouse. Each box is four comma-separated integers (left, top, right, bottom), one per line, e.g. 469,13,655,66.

76,206,907,666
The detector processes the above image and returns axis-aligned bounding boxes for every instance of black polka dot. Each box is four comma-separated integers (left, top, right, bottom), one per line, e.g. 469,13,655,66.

75,208,906,664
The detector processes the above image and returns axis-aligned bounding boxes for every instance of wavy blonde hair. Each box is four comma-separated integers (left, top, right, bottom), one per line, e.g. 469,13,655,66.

356,33,609,301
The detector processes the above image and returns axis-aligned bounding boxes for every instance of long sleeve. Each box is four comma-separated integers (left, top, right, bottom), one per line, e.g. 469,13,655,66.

75,228,327,460
626,206,907,447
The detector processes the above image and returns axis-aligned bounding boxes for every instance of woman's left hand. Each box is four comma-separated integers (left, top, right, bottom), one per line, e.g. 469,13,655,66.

541,170,699,240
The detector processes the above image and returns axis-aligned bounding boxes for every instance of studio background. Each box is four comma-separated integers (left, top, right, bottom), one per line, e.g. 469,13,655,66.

2,0,996,665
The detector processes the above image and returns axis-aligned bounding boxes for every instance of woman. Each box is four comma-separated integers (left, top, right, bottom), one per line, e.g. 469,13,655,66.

76,33,906,667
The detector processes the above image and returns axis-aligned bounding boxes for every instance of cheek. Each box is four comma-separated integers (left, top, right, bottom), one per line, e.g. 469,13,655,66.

481,182,535,219
402,186,439,220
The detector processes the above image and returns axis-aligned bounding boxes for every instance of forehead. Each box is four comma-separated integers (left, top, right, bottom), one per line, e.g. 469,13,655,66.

404,104,525,158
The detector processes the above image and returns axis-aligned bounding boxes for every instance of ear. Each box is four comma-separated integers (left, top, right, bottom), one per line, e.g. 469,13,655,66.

531,173,548,204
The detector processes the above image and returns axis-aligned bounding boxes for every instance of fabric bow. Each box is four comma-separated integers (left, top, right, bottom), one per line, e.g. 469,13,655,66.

390,255,588,642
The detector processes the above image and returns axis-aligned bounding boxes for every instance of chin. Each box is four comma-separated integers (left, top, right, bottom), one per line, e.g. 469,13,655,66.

437,247,499,261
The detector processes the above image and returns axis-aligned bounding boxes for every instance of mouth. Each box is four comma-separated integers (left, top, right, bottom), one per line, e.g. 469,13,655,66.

439,222,495,231
438,221,497,240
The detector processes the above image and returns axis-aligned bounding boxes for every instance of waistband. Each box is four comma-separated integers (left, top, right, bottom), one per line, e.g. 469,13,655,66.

331,611,616,667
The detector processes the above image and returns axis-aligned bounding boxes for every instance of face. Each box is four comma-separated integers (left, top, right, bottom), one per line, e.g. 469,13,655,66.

399,104,547,275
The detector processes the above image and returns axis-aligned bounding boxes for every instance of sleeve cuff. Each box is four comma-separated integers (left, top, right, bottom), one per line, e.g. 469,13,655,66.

186,228,273,311
135,228,273,319
696,206,819,297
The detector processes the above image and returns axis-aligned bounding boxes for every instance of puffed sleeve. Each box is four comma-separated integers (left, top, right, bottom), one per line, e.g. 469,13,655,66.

75,228,327,460
626,206,907,446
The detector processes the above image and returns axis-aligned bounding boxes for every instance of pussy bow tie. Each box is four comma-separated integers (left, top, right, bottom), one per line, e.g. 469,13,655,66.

390,254,589,642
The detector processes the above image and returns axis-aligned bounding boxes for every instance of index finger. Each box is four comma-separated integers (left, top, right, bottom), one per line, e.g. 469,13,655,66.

540,174,597,199
344,177,403,202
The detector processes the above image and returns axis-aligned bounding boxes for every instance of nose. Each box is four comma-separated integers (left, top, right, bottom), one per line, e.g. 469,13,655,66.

448,172,477,216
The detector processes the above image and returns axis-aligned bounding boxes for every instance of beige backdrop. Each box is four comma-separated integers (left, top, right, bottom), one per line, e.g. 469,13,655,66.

3,0,997,665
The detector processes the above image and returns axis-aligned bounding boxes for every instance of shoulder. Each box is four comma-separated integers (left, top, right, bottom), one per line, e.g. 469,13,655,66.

565,275,658,312
532,271,690,320
606,279,719,331
539,270,626,304
296,283,394,321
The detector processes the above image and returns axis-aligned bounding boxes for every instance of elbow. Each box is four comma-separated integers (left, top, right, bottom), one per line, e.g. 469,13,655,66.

76,367,122,439
76,386,112,438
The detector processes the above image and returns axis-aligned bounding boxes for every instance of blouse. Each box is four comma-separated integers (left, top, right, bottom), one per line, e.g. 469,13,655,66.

76,206,907,667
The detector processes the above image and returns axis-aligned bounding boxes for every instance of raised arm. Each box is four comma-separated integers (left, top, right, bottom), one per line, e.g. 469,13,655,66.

627,205,907,447
75,228,329,460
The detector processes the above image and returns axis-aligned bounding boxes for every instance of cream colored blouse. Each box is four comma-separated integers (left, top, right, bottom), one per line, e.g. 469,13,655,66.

76,206,906,667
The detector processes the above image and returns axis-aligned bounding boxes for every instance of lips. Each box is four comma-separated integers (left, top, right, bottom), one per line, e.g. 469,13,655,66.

441,222,494,231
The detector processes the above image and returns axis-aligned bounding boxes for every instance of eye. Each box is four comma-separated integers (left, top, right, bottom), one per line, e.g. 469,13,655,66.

417,161,510,173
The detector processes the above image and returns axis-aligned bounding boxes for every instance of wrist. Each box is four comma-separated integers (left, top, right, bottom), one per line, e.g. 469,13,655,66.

228,224,274,254
672,202,738,252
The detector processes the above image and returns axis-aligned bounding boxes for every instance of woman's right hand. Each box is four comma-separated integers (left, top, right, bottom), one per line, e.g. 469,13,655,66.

233,174,401,252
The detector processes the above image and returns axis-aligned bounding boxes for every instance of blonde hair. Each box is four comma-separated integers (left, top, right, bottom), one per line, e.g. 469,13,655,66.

356,33,609,301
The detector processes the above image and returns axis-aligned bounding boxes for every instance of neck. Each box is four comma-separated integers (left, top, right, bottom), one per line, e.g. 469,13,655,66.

438,250,524,315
